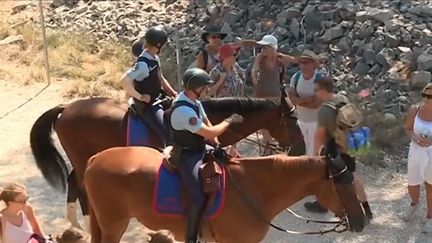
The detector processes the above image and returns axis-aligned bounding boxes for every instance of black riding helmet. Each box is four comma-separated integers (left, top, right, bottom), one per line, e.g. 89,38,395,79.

145,26,168,49
183,68,214,91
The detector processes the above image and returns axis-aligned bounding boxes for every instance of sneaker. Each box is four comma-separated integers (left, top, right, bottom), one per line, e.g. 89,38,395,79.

423,218,432,233
402,204,419,222
304,201,329,213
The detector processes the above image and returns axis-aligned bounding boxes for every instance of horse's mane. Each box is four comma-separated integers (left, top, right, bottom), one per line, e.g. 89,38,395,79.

201,97,280,114
234,154,324,175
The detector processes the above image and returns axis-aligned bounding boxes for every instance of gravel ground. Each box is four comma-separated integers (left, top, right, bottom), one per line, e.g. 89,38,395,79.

1,82,431,242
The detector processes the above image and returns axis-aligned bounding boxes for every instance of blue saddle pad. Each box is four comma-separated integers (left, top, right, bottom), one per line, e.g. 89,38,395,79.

126,113,152,146
126,112,170,146
153,159,226,218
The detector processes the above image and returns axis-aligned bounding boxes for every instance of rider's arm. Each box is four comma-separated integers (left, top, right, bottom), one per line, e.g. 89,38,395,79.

203,116,220,144
121,74,142,100
172,106,230,141
121,62,150,101
196,121,230,140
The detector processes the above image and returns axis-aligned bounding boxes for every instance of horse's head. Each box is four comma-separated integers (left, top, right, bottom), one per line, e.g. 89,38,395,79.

267,90,305,156
314,141,366,233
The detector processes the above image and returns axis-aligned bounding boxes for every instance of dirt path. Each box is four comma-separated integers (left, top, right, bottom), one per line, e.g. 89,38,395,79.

0,81,431,242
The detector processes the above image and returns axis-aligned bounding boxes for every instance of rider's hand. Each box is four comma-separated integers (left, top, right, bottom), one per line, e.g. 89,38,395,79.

172,91,178,97
139,94,151,103
224,114,243,124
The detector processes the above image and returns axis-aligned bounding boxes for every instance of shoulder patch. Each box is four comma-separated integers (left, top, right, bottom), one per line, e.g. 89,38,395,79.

188,117,198,126
132,63,140,72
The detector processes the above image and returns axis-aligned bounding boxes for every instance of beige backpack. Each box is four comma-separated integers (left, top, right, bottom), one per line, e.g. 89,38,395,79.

324,100,364,152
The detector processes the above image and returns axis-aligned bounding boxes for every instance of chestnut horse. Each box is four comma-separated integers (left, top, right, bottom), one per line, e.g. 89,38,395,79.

84,146,366,243
30,96,305,226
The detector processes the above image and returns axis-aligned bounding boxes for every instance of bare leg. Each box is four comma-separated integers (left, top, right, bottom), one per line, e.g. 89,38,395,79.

425,182,432,218
408,185,421,205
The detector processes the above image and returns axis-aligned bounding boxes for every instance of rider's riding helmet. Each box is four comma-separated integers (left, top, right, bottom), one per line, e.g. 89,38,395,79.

145,26,168,49
182,68,214,91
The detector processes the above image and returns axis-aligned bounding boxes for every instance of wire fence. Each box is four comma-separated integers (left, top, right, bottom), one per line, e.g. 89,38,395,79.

0,0,51,120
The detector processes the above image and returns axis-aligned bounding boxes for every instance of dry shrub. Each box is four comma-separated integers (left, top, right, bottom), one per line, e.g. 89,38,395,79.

63,79,110,98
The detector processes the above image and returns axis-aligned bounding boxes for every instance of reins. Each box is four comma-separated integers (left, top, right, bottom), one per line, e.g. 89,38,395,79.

223,160,348,235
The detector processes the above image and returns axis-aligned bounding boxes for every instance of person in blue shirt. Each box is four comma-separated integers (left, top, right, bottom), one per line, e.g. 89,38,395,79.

170,68,242,243
121,26,178,146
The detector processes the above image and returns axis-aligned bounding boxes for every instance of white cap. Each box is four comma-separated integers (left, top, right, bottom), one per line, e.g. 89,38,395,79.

257,35,278,49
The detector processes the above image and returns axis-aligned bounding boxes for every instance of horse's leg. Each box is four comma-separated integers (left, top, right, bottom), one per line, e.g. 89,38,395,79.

77,188,90,233
89,205,101,243
66,170,83,229
100,217,129,243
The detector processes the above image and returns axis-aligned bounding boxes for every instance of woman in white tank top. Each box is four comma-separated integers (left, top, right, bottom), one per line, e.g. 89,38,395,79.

0,183,46,243
403,83,432,232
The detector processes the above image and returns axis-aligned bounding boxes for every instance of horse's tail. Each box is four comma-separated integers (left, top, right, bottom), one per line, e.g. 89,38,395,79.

30,105,68,192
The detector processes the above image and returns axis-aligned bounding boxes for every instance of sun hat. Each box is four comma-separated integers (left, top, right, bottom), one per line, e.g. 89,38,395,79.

201,25,227,43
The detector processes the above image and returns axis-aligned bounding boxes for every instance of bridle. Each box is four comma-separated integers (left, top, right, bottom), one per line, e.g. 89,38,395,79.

225,104,297,155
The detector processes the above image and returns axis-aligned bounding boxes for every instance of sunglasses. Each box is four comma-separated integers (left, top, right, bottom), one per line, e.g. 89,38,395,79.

422,93,432,99
11,196,29,204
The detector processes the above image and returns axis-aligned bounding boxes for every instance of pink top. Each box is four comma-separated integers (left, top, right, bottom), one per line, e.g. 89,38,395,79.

1,211,34,243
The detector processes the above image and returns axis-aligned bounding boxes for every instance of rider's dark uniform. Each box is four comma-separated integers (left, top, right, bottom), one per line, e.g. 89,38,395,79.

169,68,214,243
125,26,171,146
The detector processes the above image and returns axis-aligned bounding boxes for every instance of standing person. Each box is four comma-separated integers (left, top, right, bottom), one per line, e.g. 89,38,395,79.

251,35,296,98
208,43,244,157
287,50,324,157
170,68,242,243
250,35,296,154
121,26,178,146
208,43,245,98
0,183,47,243
194,25,227,73
403,83,432,232
310,77,373,221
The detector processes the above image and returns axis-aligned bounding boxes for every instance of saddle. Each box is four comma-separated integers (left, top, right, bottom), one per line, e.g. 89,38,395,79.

162,146,224,194
128,94,173,120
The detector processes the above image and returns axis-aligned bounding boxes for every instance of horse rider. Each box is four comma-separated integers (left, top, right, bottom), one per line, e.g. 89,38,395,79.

169,68,243,243
121,26,178,146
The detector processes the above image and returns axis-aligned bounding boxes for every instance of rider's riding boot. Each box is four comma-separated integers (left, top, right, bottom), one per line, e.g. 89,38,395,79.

304,200,328,213
185,204,204,243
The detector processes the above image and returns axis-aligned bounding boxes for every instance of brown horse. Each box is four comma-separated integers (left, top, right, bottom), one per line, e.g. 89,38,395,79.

30,96,305,225
84,146,366,243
